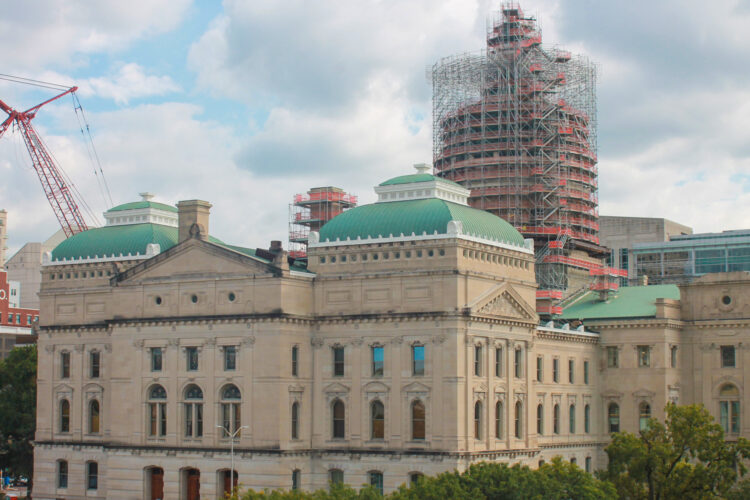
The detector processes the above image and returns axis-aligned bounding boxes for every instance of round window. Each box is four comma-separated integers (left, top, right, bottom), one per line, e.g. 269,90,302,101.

722,295,732,305
155,296,162,305
191,294,198,304
228,292,236,302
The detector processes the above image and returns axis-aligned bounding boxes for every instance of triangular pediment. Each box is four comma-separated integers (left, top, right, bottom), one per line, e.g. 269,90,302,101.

402,381,430,393
116,238,276,284
363,381,390,393
469,283,536,321
323,382,350,394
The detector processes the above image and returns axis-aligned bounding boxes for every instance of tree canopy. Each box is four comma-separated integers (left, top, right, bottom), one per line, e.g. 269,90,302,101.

231,458,615,500
0,345,37,483
599,403,750,500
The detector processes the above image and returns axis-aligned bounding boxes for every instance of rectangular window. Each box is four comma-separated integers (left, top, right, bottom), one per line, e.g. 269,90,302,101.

637,346,651,367
333,347,344,377
584,360,589,385
720,401,741,434
514,348,522,378
412,345,425,376
552,358,559,383
372,346,384,376
151,347,163,372
186,347,199,371
721,346,736,368
568,359,575,384
585,457,592,473
149,403,167,437
607,347,619,368
292,346,299,376
87,462,98,490
536,356,543,382
90,351,100,378
61,351,70,379
58,461,68,488
495,347,503,377
671,346,678,368
474,345,482,376
224,346,237,371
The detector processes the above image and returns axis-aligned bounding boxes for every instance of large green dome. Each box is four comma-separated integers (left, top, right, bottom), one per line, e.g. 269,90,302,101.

318,198,526,248
50,224,224,262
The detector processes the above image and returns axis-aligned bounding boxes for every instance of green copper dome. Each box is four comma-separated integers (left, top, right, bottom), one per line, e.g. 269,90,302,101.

51,224,223,262
379,173,462,188
107,201,177,213
318,198,525,247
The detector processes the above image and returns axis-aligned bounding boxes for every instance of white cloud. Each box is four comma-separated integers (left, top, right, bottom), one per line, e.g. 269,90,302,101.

77,63,181,104
0,0,191,70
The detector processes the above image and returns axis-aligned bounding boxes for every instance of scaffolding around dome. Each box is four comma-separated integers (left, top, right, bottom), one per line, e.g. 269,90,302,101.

288,187,357,260
431,3,603,295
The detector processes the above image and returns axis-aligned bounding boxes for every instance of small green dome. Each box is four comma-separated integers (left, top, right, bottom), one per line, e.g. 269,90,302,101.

379,173,463,188
318,198,525,247
51,224,223,262
107,201,177,213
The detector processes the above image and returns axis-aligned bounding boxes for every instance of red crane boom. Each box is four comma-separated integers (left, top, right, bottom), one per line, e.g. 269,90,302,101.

0,87,89,237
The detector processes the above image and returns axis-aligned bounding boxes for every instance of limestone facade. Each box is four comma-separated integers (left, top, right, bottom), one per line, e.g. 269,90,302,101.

32,189,750,499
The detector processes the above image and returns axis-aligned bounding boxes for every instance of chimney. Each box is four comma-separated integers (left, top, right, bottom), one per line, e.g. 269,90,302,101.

176,200,212,242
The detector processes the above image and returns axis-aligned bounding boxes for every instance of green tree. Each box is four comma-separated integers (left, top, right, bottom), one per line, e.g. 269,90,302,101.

599,403,750,500
0,345,37,486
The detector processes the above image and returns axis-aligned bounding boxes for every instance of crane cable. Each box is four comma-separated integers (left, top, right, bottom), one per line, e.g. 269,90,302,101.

71,92,114,209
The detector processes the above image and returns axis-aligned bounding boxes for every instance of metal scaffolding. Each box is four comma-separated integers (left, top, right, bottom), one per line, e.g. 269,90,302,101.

432,3,601,292
288,187,357,260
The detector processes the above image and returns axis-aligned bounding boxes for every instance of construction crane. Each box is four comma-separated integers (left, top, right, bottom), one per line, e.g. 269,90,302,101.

0,83,90,237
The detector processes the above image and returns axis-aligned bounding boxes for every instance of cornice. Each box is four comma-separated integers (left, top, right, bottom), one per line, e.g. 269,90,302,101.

584,318,684,330
536,330,600,344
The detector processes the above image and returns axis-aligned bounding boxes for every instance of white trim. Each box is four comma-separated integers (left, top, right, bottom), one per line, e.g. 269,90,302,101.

309,230,533,254
374,180,471,205
104,207,177,227
44,244,161,266
536,325,599,338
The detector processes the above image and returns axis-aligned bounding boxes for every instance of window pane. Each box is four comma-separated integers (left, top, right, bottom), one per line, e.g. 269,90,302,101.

496,348,503,377
90,351,100,378
371,401,385,439
568,360,574,383
553,358,559,382
732,401,740,433
474,402,482,439
536,356,542,382
333,347,344,377
372,346,384,376
151,348,163,371
224,346,237,371
474,346,482,376
607,347,618,368
514,349,522,378
292,346,299,376
553,405,559,434
412,345,425,376
584,361,589,384
333,401,345,438
608,404,620,433
720,401,729,432
722,346,736,368
569,405,576,434
186,347,198,371
412,401,425,440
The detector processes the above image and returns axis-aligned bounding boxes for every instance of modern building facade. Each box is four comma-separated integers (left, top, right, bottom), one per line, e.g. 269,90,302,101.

599,216,693,283
32,169,750,499
631,229,750,285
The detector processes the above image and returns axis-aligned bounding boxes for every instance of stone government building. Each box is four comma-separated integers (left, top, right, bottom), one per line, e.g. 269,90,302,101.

33,168,750,499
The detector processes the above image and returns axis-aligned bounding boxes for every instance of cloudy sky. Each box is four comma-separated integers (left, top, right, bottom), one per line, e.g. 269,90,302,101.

2,0,749,257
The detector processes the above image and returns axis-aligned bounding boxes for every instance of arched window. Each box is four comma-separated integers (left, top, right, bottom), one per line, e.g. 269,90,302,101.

57,460,68,488
291,402,300,439
496,401,504,438
412,400,425,440
553,404,560,434
89,399,100,434
536,404,543,435
584,404,591,434
220,384,241,437
608,403,620,433
183,384,203,438
148,384,167,437
371,400,385,439
60,399,70,433
514,401,522,438
720,384,740,434
569,404,576,434
639,402,651,431
332,400,345,439
369,471,384,495
86,461,98,490
474,401,482,440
